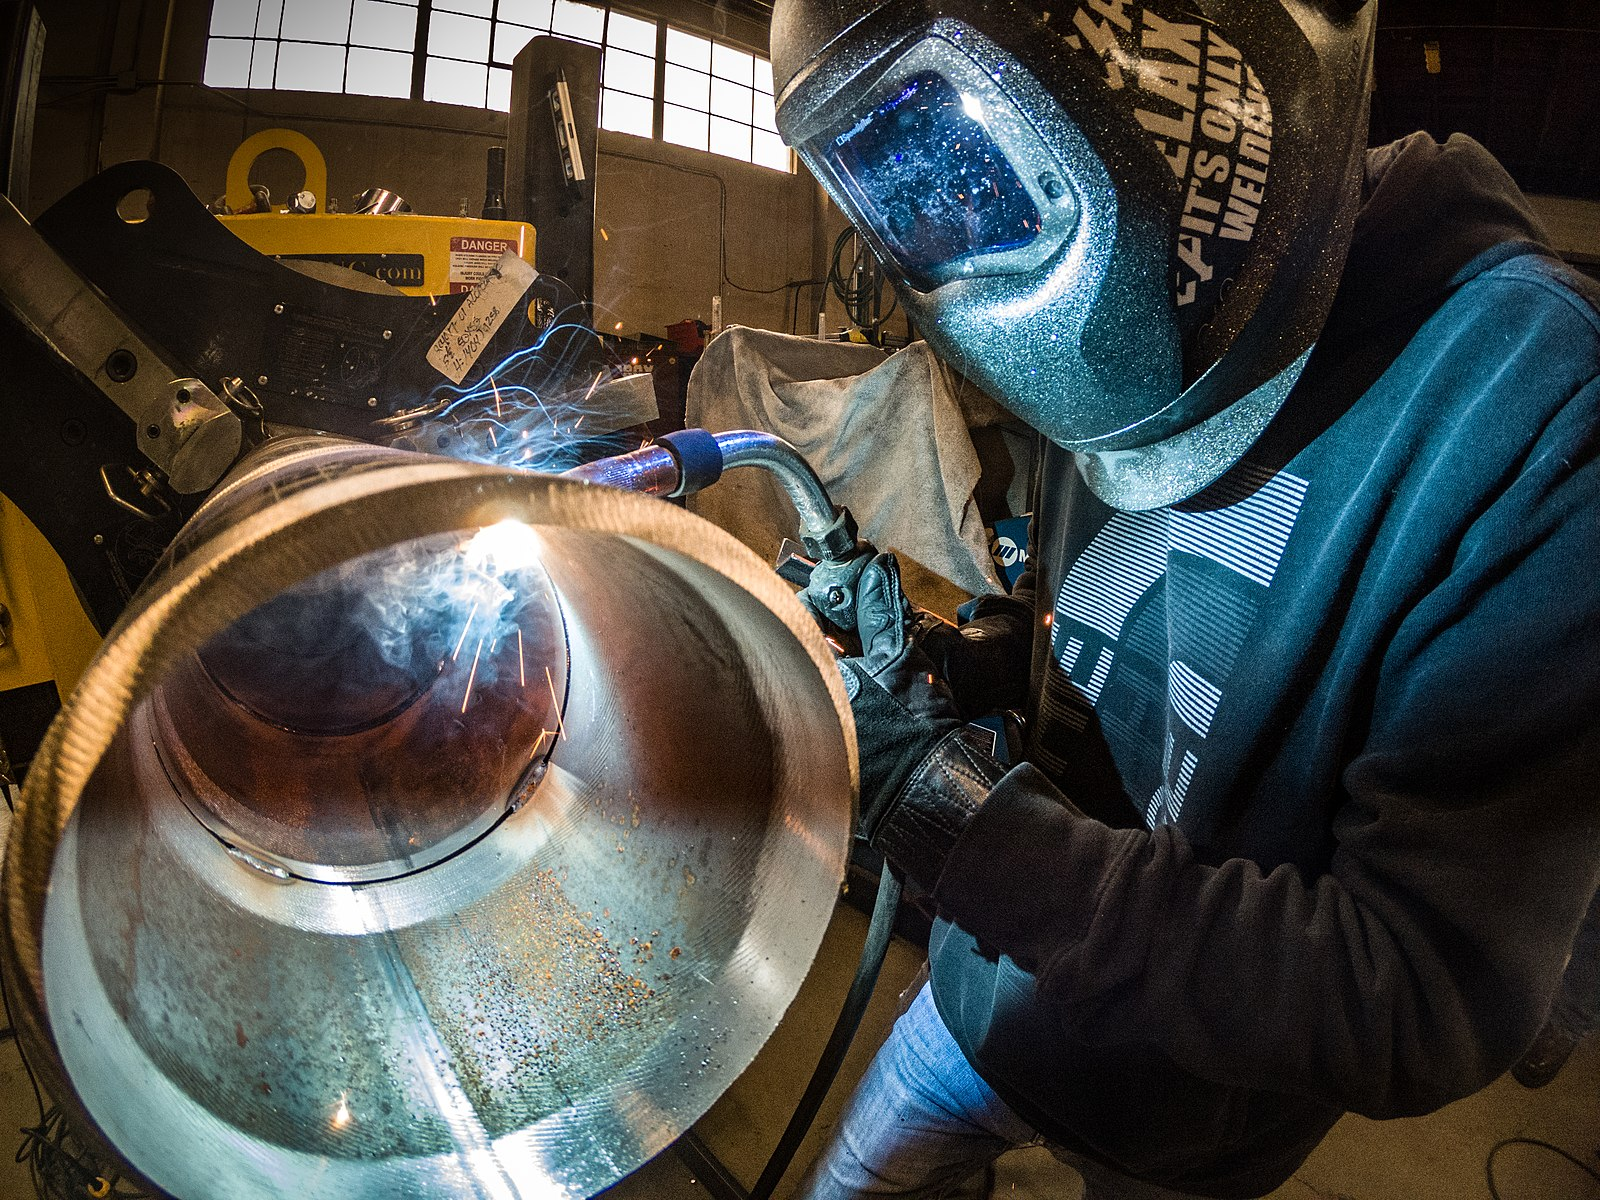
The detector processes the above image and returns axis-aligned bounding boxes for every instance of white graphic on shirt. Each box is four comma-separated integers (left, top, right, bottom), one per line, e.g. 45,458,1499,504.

1148,749,1199,827
1168,661,1222,737
1039,465,1308,826
1170,472,1308,587
1058,510,1169,638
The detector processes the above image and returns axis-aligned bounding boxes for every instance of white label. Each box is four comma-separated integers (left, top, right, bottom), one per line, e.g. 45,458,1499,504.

427,250,538,385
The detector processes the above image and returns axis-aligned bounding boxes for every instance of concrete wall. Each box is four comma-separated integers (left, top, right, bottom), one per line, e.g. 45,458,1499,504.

25,0,891,343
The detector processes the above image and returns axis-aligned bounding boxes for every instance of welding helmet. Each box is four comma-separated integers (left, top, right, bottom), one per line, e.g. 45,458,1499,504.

772,0,1377,507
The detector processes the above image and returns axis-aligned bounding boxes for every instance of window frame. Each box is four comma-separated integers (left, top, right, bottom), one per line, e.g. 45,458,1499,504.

204,0,793,172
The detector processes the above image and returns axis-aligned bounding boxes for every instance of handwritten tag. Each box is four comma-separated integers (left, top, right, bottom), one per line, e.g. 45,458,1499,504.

427,249,539,385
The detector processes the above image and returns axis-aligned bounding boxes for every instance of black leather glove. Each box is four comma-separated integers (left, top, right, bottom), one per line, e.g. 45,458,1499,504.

915,594,1034,721
802,551,1007,890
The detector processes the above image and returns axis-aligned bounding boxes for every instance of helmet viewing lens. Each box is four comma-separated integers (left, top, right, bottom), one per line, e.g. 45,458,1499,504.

789,31,1084,293
818,71,1043,290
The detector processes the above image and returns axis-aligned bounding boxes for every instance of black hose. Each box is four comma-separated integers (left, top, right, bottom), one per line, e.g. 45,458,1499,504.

1485,1136,1600,1200
749,865,904,1200
828,227,898,342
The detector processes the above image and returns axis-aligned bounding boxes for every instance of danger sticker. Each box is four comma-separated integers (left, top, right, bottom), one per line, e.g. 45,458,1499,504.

449,235,521,294
428,249,538,384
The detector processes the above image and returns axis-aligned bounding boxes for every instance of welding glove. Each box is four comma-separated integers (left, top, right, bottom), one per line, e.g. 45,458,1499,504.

802,552,1007,891
915,595,1035,722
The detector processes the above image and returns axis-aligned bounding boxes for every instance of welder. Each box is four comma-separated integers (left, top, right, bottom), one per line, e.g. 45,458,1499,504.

773,1,1600,1196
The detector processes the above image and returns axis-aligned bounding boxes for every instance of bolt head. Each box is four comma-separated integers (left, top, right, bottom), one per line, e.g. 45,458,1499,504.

826,586,847,608
104,348,138,383
382,329,393,340
273,303,284,315
257,375,269,385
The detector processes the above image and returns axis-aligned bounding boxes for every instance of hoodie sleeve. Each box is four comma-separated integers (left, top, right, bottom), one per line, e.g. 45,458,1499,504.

932,370,1600,1117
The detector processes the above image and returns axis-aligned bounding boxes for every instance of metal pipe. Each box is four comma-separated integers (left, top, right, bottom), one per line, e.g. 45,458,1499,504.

561,440,680,494
3,437,855,1200
148,0,179,162
750,867,903,1200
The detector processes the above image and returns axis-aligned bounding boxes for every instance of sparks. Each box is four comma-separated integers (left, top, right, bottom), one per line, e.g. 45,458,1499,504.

518,627,526,687
462,636,485,713
451,601,480,661
491,375,503,418
546,666,567,740
331,1094,351,1130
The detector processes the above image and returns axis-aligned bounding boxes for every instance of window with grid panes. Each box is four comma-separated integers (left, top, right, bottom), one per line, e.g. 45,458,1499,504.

204,2,788,169
206,0,421,99
204,0,638,112
662,26,789,171
425,0,612,110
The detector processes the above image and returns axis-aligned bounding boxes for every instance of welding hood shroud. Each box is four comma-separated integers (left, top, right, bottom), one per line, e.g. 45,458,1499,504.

773,0,1378,504
0,439,856,1200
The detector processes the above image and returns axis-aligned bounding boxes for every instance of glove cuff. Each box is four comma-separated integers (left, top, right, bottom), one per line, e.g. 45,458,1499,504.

874,725,1008,892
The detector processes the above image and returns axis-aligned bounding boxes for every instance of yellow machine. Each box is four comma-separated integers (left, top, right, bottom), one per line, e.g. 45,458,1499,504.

216,128,536,296
0,498,101,765
0,130,539,766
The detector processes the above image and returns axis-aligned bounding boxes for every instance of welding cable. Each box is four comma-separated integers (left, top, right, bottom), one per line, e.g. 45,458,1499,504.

565,429,854,561
1485,1136,1600,1200
749,867,904,1200
0,966,45,1140
827,227,898,343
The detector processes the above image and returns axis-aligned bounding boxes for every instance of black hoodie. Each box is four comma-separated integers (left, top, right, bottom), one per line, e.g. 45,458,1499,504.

926,133,1600,1197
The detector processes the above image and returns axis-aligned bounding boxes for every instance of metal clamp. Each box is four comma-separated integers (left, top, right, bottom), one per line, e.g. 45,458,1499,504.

99,463,175,520
0,195,241,493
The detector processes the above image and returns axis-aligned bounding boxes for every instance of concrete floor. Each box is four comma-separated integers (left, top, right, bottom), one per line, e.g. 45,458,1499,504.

609,901,1600,1200
1,898,1597,1200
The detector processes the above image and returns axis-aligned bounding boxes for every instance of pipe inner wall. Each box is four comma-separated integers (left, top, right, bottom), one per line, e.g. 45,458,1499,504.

1,441,855,1200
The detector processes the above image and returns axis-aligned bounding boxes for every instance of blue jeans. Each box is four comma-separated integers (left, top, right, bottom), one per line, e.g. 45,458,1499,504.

798,984,1216,1200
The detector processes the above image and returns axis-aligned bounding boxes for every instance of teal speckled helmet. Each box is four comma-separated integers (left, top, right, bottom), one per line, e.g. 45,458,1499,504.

773,0,1376,504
